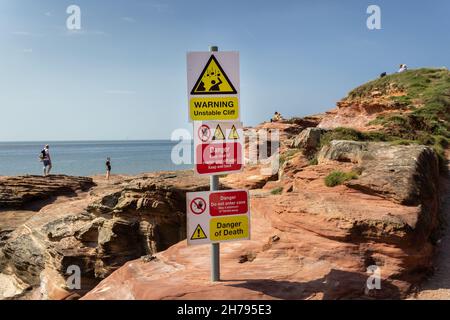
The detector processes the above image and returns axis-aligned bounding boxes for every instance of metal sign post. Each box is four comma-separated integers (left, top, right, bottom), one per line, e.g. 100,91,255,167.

209,45,220,282
187,45,245,282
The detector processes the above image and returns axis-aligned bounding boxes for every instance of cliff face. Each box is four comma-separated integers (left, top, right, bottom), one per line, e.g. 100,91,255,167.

318,68,450,136
318,84,407,131
83,127,444,300
0,173,209,299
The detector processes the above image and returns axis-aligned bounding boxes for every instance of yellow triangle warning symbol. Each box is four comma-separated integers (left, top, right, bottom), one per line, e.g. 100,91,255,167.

212,124,225,141
191,55,237,95
190,224,207,240
228,125,240,140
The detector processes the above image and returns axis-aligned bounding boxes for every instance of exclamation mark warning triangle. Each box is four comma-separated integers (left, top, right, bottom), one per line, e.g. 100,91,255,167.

212,125,225,141
191,224,207,240
228,125,240,140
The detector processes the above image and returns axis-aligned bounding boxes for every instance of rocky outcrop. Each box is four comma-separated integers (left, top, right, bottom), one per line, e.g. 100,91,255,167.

318,83,408,131
82,142,442,300
290,128,327,150
318,141,440,247
0,175,95,209
0,172,209,300
318,141,440,205
0,141,443,300
317,140,367,163
221,165,278,190
287,114,326,128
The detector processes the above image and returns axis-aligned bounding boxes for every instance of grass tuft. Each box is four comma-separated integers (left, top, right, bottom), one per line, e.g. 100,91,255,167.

270,187,283,195
324,171,359,187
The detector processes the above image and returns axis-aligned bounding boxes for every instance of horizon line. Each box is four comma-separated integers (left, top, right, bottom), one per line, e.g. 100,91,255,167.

0,139,193,143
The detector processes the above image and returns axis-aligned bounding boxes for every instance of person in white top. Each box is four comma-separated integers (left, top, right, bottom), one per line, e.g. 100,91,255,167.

398,64,408,73
41,144,52,176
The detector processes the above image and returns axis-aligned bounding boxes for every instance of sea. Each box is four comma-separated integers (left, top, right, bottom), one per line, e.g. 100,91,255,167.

0,140,193,176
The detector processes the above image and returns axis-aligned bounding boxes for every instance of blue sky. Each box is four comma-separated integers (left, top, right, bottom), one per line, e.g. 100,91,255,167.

0,0,449,141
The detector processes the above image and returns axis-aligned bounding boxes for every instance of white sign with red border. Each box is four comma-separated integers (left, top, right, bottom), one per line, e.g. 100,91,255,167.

193,121,244,175
187,190,250,246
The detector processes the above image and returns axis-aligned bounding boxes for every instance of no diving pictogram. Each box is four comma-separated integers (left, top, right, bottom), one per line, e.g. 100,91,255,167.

198,124,211,142
190,197,207,215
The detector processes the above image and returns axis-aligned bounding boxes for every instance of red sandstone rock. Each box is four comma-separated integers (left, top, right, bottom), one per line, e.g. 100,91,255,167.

83,143,440,300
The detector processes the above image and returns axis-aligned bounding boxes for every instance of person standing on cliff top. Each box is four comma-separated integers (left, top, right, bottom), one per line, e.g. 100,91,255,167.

106,157,111,180
41,144,52,176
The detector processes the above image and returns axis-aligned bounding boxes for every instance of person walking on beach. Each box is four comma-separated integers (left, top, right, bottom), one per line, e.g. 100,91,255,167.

106,157,111,180
40,144,52,176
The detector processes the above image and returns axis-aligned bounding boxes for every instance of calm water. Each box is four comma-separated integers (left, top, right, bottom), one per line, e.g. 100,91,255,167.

0,141,193,176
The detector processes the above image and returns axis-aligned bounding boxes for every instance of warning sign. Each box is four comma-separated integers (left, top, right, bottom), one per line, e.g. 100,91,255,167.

196,143,242,175
191,55,237,95
191,224,207,240
209,190,248,216
213,124,225,141
186,190,250,246
193,121,244,175
228,125,239,140
210,215,249,241
187,52,240,122
189,97,238,121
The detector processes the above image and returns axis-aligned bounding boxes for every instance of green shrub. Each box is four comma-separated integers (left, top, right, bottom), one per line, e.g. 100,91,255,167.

308,156,318,165
270,187,283,195
320,127,389,148
324,171,359,187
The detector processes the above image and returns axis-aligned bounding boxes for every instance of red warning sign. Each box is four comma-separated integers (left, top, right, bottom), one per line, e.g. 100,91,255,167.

190,197,207,215
195,142,242,175
193,121,244,176
209,190,248,216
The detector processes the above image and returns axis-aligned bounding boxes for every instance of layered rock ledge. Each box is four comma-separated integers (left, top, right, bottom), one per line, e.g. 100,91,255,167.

0,172,209,299
82,134,444,300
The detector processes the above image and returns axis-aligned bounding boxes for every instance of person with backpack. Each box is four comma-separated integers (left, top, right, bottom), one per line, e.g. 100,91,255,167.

40,144,52,176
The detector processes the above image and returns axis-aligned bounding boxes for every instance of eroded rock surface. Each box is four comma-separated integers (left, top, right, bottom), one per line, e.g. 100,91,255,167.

319,141,440,206
0,175,94,209
83,141,442,300
0,172,209,299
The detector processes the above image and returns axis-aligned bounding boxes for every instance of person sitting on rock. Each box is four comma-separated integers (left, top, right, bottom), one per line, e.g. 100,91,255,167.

271,111,283,122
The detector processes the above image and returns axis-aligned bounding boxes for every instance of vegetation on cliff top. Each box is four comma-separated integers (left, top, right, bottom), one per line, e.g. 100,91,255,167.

352,68,450,141
323,68,449,169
